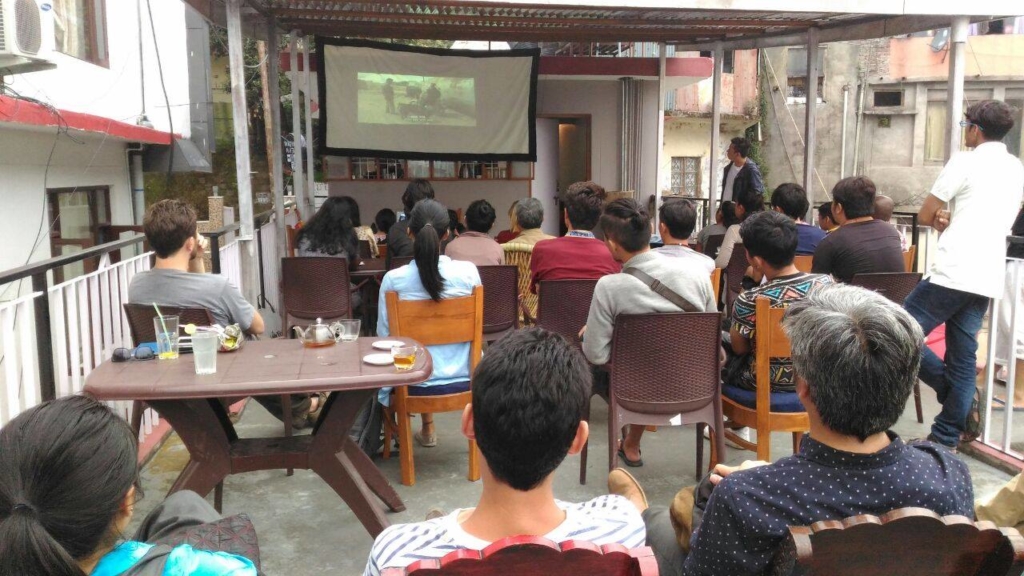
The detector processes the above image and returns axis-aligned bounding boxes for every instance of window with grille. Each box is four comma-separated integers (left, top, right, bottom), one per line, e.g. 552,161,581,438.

670,157,700,195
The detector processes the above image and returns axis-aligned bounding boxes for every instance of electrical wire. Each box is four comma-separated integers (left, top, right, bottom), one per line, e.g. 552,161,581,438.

145,0,174,188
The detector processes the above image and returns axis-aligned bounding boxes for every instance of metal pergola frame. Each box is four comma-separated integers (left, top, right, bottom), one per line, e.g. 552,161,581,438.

187,0,1020,326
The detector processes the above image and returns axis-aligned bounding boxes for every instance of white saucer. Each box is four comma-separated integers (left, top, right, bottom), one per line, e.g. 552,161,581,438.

363,353,395,366
372,340,406,351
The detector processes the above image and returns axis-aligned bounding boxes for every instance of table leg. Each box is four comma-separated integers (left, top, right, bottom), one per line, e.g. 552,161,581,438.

310,448,391,538
342,439,405,512
148,398,234,500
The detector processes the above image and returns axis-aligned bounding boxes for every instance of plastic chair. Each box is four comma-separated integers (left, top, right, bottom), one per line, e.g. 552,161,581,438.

721,296,809,462
477,265,520,344
703,234,725,258
532,279,599,346
724,242,748,310
281,257,353,329
388,256,414,270
382,286,483,486
770,508,1024,576
602,312,726,482
793,255,813,273
358,239,374,260
381,536,659,576
503,242,536,322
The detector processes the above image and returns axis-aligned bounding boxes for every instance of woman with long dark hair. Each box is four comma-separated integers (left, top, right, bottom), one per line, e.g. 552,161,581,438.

337,196,379,258
376,199,481,447
295,196,363,309
0,396,257,576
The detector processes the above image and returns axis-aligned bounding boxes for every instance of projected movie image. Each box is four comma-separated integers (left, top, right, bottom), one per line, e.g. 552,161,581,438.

357,72,476,127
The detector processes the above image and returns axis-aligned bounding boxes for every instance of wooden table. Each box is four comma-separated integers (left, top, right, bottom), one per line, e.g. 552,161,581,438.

84,337,432,537
351,258,388,284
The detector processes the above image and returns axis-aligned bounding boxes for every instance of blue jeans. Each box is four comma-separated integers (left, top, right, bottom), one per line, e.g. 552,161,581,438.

903,279,989,447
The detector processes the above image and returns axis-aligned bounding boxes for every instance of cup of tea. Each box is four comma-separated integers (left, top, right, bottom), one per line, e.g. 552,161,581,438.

391,344,419,371
336,319,361,342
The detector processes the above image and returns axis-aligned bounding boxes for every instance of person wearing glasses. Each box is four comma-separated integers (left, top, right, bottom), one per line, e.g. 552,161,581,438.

903,100,1024,451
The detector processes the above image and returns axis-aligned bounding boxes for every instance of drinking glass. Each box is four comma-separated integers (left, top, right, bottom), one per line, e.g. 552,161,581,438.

391,345,418,371
192,332,219,375
153,315,180,360
337,319,361,342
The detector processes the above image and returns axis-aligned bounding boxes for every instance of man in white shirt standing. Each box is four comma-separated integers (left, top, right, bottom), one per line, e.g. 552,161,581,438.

904,100,1024,450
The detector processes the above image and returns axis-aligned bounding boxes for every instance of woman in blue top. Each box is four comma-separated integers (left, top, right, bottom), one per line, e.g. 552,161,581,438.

0,396,257,576
377,199,481,447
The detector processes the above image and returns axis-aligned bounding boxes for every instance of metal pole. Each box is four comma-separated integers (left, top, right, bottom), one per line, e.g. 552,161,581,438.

803,27,820,217
302,36,316,216
266,17,288,326
945,17,969,162
840,84,849,180
708,42,723,217
289,30,305,219
654,42,666,228
853,76,866,175
226,0,258,303
31,273,54,402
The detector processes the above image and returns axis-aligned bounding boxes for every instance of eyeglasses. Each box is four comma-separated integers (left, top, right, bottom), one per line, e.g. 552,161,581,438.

112,346,156,362
959,120,984,132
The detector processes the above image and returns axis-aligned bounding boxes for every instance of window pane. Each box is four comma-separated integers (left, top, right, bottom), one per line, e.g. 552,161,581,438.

924,101,947,162
1006,100,1024,160
53,0,105,65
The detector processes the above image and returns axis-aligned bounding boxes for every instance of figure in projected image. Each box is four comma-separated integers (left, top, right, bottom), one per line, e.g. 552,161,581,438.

423,83,441,109
383,78,396,115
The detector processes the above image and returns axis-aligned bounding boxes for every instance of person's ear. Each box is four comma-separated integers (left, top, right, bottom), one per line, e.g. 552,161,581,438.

184,235,197,255
563,209,571,229
461,404,475,440
658,221,669,238
772,205,783,214
407,229,415,240
795,376,811,407
566,420,590,456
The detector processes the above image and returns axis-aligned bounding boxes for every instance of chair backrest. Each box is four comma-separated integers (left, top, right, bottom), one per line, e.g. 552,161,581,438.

703,234,725,258
536,279,598,347
385,285,483,373
389,256,414,270
123,303,215,345
725,242,748,301
281,257,352,320
285,225,298,257
793,254,813,273
358,239,373,259
710,268,722,306
381,537,659,576
609,312,722,414
850,272,923,305
477,265,520,335
770,508,1024,576
754,296,793,414
904,245,917,272
503,242,536,319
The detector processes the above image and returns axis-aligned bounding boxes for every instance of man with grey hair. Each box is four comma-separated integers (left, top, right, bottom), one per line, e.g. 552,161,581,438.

608,284,974,576
508,197,553,247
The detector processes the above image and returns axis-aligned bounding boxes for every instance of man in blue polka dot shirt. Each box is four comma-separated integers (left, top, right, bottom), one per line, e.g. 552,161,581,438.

609,284,974,576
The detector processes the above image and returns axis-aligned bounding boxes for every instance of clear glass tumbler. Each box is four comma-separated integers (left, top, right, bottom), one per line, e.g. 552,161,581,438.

153,315,180,360
337,319,361,342
192,331,219,375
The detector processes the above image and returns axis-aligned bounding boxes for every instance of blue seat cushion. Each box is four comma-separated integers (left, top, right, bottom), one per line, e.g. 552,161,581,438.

722,384,805,413
407,380,470,397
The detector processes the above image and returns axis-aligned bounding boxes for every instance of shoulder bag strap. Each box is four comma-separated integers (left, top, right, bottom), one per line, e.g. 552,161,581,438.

623,267,701,313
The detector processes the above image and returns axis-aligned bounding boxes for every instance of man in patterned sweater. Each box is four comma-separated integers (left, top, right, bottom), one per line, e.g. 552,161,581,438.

364,328,645,575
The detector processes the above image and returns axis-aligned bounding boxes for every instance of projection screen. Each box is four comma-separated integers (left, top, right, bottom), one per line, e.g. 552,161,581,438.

316,39,539,161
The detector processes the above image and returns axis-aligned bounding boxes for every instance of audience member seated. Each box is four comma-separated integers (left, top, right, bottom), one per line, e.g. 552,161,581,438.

725,211,832,395
715,191,764,269
505,198,552,248
770,183,825,255
377,200,481,448
495,200,520,244
387,179,435,260
445,199,504,266
873,194,909,252
653,199,716,273
373,208,396,244
531,181,620,290
365,328,645,576
0,396,258,576
295,196,364,310
817,202,838,233
696,203,729,247
440,209,464,253
582,199,718,467
812,176,905,282
339,196,379,258
130,200,318,428
609,284,975,576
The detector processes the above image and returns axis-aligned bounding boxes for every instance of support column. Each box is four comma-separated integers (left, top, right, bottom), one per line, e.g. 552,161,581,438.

266,17,287,325
654,42,666,228
302,36,316,216
226,0,257,303
945,17,969,162
289,30,305,220
803,27,819,215
708,42,723,217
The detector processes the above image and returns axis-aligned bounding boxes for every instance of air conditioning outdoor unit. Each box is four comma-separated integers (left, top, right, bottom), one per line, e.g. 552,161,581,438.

0,0,55,74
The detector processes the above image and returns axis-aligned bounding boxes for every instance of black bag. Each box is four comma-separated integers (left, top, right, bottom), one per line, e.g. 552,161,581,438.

349,395,384,457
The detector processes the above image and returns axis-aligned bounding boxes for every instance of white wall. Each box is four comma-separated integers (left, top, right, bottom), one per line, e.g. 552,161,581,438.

5,0,192,137
536,79,621,191
534,118,560,234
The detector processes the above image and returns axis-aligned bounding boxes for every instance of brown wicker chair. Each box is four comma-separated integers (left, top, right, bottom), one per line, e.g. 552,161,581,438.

851,272,924,423
724,242,748,310
601,312,725,481
281,257,353,329
358,239,374,260
477,265,520,344
503,242,536,322
533,279,599,346
388,256,414,271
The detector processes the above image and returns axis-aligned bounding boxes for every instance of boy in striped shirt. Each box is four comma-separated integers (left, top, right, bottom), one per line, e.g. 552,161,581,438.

364,328,645,576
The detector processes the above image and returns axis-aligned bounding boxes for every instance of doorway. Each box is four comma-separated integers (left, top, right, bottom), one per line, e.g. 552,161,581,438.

533,115,591,236
47,187,111,283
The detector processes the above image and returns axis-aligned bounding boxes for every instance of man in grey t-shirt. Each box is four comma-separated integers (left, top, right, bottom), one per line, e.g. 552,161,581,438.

653,199,715,274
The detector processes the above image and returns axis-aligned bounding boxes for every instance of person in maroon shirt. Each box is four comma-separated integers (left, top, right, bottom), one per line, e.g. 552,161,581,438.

530,181,621,292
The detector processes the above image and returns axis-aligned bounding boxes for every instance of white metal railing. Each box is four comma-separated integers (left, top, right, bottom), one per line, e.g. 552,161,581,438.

218,240,242,293
0,292,41,427
257,216,281,335
981,254,1024,462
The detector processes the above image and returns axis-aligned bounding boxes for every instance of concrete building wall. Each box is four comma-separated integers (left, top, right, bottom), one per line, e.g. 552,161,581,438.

673,50,759,116
661,117,751,199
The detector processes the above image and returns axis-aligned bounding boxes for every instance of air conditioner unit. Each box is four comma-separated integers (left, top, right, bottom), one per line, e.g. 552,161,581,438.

0,0,55,74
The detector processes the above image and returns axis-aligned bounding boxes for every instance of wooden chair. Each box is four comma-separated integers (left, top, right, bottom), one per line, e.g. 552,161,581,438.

703,234,725,258
381,536,659,576
770,508,1024,576
724,242,748,310
281,257,353,330
382,286,483,486
721,296,809,462
710,268,723,307
793,254,814,273
904,244,917,272
477,265,520,344
603,313,726,482
850,272,925,423
502,242,536,322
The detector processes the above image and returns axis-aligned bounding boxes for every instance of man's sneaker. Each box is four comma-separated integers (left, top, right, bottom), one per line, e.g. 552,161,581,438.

704,425,752,450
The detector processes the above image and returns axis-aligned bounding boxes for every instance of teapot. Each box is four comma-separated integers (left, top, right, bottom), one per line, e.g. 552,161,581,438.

293,318,344,348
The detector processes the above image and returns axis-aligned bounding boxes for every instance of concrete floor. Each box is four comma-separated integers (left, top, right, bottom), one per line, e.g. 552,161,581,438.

132,390,1015,575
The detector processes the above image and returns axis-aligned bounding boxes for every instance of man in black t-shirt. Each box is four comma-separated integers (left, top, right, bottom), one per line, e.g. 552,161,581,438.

812,176,904,283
